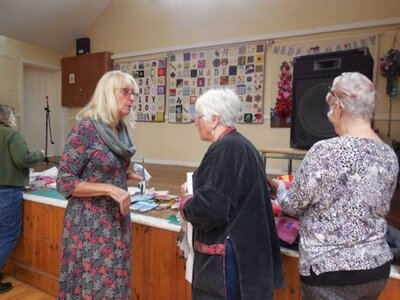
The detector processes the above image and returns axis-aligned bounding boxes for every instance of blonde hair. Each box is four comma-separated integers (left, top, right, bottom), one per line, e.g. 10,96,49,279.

77,70,139,127
0,104,17,127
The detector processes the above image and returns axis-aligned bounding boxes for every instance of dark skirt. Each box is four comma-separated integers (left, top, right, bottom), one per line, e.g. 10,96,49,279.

301,279,387,300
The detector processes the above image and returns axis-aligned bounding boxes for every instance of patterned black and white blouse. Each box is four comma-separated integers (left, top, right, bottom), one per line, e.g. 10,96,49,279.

277,136,399,277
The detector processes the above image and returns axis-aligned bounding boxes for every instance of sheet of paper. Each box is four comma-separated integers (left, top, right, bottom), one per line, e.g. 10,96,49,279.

186,172,193,195
130,194,154,203
130,201,158,212
185,222,194,283
30,166,58,178
128,186,141,195
184,172,194,283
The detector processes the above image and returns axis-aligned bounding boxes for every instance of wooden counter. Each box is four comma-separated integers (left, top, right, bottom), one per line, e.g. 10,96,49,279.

4,163,400,299
6,197,191,299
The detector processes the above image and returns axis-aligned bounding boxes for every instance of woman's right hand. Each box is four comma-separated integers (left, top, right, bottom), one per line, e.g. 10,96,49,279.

109,185,131,216
180,182,187,194
271,178,286,190
180,182,190,199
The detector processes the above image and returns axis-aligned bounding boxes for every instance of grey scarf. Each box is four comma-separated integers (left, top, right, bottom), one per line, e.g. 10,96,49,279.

92,120,136,161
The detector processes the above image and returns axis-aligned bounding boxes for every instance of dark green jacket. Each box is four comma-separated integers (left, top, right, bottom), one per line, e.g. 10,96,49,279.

0,124,44,187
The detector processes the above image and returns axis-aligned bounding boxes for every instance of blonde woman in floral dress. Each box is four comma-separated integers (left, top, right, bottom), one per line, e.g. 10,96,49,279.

56,71,142,299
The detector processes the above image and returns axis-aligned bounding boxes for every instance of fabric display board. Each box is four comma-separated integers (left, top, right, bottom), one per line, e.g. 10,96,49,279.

269,35,378,128
115,58,167,122
168,43,266,123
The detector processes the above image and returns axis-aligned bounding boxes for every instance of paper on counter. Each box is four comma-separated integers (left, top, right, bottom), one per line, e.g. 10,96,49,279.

128,186,141,195
47,182,57,189
30,166,58,178
29,166,58,189
130,200,158,212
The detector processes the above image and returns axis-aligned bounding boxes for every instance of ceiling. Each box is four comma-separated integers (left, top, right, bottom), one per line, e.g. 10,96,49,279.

0,0,112,53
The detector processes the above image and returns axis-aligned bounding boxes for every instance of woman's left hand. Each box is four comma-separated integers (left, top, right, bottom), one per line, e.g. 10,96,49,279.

108,185,131,215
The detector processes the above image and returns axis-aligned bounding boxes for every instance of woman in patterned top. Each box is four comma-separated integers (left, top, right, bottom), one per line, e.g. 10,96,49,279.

56,71,143,299
272,72,399,300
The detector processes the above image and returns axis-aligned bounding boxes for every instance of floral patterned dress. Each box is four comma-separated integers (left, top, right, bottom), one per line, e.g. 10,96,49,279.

56,120,131,299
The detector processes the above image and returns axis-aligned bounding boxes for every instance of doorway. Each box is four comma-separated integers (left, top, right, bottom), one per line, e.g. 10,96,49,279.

21,62,65,157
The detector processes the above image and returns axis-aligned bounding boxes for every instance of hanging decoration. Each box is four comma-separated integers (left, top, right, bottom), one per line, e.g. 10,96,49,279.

271,61,292,128
379,48,400,97
378,28,400,137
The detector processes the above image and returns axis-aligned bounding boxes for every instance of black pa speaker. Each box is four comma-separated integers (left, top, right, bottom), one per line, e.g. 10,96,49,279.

290,47,373,149
76,37,90,56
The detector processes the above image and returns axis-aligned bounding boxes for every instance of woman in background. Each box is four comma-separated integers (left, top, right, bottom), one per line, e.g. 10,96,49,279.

56,71,142,299
180,88,284,300
273,72,399,300
0,104,44,294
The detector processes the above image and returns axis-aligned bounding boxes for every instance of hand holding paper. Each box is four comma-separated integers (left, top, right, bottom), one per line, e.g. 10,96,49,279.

133,163,151,182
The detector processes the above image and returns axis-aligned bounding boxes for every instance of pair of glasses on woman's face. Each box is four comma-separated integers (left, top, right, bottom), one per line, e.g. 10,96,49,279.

326,85,339,106
327,85,338,98
121,88,139,98
192,113,208,123
326,85,346,110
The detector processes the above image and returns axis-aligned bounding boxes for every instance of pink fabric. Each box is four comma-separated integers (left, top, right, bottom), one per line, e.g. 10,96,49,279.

272,203,282,217
194,241,226,255
275,216,299,244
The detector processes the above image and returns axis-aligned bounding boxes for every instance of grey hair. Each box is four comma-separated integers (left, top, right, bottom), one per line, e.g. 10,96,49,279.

332,72,376,119
77,70,139,127
0,104,17,127
195,88,241,127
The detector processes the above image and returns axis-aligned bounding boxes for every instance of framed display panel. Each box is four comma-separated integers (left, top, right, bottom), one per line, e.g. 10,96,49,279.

168,43,266,123
115,58,167,122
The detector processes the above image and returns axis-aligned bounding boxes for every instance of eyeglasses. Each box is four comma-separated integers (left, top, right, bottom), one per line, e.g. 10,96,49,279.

327,85,338,99
326,85,345,109
192,113,205,122
326,85,338,105
121,88,139,98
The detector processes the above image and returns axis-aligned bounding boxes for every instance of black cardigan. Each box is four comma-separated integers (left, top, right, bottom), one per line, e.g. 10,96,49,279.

183,130,284,300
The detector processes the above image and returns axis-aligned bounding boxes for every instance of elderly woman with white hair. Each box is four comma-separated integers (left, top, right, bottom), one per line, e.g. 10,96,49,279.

272,72,399,300
179,88,284,300
0,104,44,294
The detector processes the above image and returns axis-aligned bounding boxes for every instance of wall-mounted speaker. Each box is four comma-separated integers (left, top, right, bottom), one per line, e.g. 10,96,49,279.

290,47,373,149
76,37,90,56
